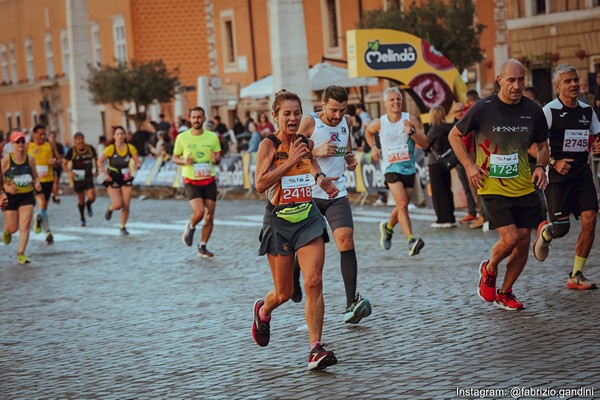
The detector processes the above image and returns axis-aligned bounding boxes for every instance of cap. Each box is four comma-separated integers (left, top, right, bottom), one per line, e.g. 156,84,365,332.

10,131,26,143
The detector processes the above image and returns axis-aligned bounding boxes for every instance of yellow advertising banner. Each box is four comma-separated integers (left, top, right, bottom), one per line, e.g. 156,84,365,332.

347,29,467,113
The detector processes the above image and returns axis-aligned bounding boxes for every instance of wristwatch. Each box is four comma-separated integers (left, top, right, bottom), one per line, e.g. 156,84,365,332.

314,172,326,183
549,158,556,167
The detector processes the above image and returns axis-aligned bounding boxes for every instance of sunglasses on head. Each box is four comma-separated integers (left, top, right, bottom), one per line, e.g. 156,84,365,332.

15,139,26,144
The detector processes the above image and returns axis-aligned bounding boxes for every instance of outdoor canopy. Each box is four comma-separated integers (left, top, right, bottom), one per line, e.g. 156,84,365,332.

239,62,378,99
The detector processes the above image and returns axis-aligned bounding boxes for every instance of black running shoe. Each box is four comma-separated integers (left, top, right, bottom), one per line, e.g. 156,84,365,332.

45,231,54,245
408,237,424,256
307,344,337,371
182,222,195,247
291,277,302,303
105,207,113,221
197,245,214,258
251,299,270,347
120,227,129,235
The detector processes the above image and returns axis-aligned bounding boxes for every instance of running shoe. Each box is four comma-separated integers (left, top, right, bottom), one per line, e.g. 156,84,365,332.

477,260,497,302
181,222,195,247
459,214,477,224
494,290,524,310
52,194,61,204
307,344,337,371
120,227,129,235
291,276,302,303
197,245,214,258
80,219,86,227
17,254,31,265
45,231,54,245
33,213,42,234
343,293,372,324
251,299,270,347
533,220,551,262
408,237,424,256
567,271,597,290
2,230,11,245
379,222,393,250
469,216,485,229
105,207,113,221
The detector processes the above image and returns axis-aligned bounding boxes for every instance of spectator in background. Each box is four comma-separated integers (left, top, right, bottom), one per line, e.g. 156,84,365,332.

47,131,65,204
246,119,261,152
346,104,362,149
157,113,171,134
356,103,372,151
131,115,154,157
243,110,255,132
232,117,244,138
426,106,456,228
213,116,231,155
256,113,275,136
97,135,107,155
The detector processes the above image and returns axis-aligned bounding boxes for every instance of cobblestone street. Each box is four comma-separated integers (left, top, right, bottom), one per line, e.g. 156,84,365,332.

1,194,598,399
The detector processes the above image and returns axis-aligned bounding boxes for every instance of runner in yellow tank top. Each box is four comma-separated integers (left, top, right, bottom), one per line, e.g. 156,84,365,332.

27,124,62,244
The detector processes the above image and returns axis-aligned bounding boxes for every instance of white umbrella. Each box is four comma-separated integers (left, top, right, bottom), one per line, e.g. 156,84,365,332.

308,62,378,91
239,75,274,99
239,62,378,98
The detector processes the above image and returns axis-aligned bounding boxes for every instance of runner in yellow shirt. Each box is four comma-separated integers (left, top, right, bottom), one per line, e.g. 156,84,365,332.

28,124,62,244
174,106,222,258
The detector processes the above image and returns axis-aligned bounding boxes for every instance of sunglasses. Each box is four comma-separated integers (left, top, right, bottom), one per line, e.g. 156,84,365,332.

15,139,26,144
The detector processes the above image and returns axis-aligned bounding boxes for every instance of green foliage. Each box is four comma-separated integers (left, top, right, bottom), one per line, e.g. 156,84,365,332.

85,59,179,127
360,0,485,72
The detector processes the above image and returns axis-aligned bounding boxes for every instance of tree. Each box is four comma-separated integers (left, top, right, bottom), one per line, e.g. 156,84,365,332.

85,60,179,129
360,0,484,72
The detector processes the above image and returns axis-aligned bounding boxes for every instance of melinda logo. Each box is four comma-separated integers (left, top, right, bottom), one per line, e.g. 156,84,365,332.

364,39,417,70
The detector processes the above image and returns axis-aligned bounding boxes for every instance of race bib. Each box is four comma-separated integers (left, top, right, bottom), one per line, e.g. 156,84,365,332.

386,143,410,163
489,153,519,179
13,174,33,187
36,165,49,178
193,162,212,179
281,173,312,204
121,168,131,181
73,169,86,182
563,130,589,152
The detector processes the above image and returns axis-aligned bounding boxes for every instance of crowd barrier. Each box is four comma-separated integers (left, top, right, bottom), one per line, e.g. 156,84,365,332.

131,151,392,193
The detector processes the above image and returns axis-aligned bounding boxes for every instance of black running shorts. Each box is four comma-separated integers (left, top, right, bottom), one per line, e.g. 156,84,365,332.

185,180,217,201
314,196,354,231
384,172,415,189
481,192,542,230
35,182,53,201
5,192,36,211
258,201,329,256
545,168,598,220
74,177,95,193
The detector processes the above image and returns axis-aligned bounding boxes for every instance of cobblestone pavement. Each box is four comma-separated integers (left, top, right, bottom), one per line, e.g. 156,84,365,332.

1,194,598,399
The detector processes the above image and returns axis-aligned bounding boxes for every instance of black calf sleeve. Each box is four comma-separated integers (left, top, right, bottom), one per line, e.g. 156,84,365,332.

547,220,570,239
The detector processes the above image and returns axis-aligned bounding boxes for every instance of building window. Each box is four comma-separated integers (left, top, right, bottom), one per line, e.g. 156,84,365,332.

91,23,101,65
25,38,34,83
6,113,12,131
325,0,340,49
0,44,8,82
385,0,402,10
113,15,127,64
44,34,55,79
533,0,546,15
9,42,17,82
15,112,21,129
31,110,38,126
61,31,70,76
220,11,237,68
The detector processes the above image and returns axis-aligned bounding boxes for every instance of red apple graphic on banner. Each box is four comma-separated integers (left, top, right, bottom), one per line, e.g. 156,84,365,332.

421,40,453,71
